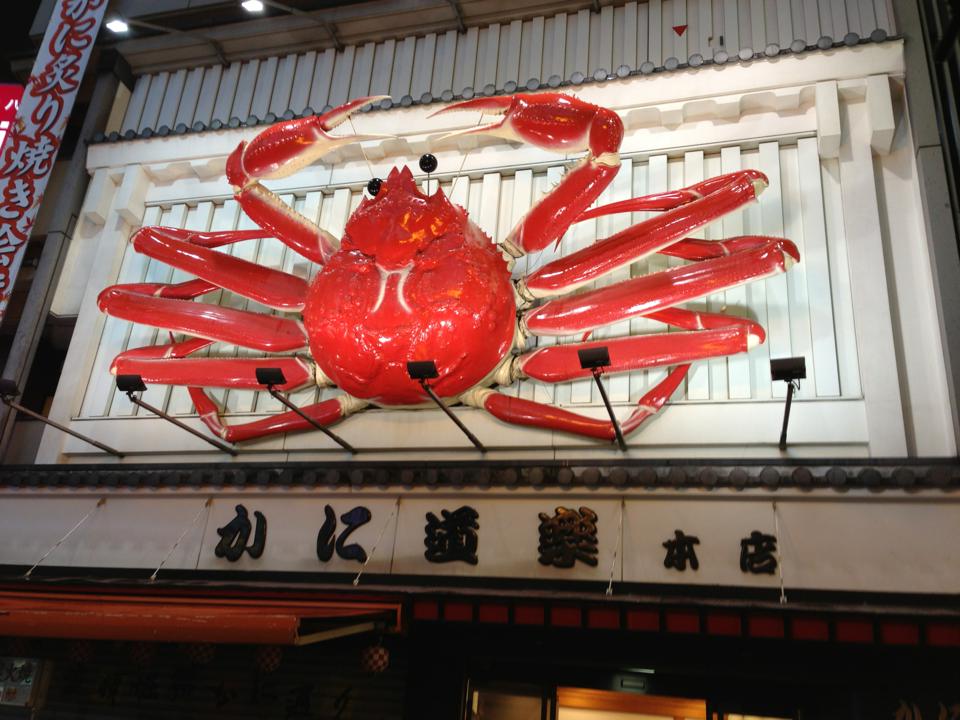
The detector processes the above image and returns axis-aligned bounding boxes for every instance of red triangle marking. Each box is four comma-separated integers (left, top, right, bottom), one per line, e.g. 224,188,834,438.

673,24,688,36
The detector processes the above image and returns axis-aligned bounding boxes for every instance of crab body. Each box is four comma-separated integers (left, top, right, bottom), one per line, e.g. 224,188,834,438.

305,167,515,406
98,92,800,447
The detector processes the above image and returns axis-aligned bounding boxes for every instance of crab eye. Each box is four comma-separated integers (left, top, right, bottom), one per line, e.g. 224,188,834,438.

367,177,382,196
418,154,438,174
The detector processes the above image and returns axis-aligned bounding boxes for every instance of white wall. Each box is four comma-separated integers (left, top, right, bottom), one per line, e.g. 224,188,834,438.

37,41,956,463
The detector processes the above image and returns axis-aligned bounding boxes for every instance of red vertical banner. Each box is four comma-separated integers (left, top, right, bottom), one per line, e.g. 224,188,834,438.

0,0,107,320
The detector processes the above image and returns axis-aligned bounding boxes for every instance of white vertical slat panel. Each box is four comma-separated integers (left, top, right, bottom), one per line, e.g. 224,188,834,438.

308,49,336,110
696,0,712,58
660,0,674,61
672,0,687,61
167,202,216,416
289,191,324,408
682,151,710,400
328,46,356,107
371,40,396,96
735,0,750,50
719,146,751,398
498,20,522,86
820,158,860,398
270,54,297,116
121,76,150,133
740,148,771,401
432,31,457,95
156,69,186,129
230,60,260,121
81,205,163,418
600,160,633,403
844,0,861,35
767,0,783,44
476,25,501,90
289,52,317,113
138,71,169,131
687,0,699,60
477,173,501,241
703,152,728,399
466,175,484,218
113,204,187,416
411,34,437,100
453,27,479,90
750,0,767,49
212,62,240,123
712,0,725,55
627,159,649,402
349,42,375,100
830,1,848,39
623,2,639,68
817,0,834,39
595,6,614,72
546,14,567,79
757,141,790,399
644,155,670,392
193,65,222,125
391,36,416,100
250,56,278,118
574,10,590,76
791,0,806,42
175,68,203,128
638,3,650,65
858,0,876,31
509,170,534,399
612,7,625,70
449,173,470,209
647,0,663,66
803,0,820,40
796,137,840,397
722,0,739,55
527,17,545,82
873,0,891,32
567,209,597,405
779,145,817,398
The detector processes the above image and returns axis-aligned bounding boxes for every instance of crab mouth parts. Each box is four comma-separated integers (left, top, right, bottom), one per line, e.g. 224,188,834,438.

371,262,413,314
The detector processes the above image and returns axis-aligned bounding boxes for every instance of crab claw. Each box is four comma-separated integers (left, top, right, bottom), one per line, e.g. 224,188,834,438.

227,95,392,187
431,92,623,163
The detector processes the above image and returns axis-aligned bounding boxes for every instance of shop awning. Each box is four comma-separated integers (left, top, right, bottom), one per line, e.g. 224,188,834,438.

0,591,401,645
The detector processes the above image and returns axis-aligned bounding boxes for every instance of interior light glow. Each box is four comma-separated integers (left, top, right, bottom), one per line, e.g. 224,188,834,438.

241,0,265,11
105,18,129,33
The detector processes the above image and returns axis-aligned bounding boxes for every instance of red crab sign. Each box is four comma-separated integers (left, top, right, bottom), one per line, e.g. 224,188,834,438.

98,93,799,445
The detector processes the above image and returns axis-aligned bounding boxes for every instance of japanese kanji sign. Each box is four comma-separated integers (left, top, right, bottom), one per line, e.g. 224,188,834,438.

0,0,107,319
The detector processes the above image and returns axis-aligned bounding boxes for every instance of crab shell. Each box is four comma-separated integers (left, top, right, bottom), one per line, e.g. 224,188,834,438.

303,166,517,406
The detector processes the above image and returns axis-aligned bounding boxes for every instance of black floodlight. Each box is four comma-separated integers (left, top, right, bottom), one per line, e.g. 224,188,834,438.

116,374,147,393
406,360,439,381
771,356,806,451
0,378,20,398
0,378,122,457
578,346,611,370
576,345,626,451
255,367,286,387
116,375,237,455
771,356,806,383
256,366,356,453
407,358,485,452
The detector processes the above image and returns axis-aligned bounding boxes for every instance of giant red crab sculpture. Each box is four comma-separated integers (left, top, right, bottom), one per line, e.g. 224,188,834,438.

98,93,799,445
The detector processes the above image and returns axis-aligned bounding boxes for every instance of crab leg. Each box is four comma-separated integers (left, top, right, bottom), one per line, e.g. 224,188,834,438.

523,236,799,336
513,308,763,383
464,365,690,441
131,226,308,311
189,389,367,443
433,93,623,256
110,339,314,391
519,171,769,299
98,286,308,352
227,96,389,264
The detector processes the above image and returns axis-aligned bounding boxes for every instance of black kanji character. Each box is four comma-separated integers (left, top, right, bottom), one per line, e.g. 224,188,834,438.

215,504,267,561
316,505,372,563
663,529,700,571
537,506,599,568
739,530,778,574
424,506,479,564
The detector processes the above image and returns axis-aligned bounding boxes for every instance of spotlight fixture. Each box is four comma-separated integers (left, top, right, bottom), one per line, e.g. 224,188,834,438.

0,378,123,457
770,356,806,450
105,18,129,33
577,347,627,451
241,0,265,11
255,367,356,453
116,375,237,455
406,360,486,452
